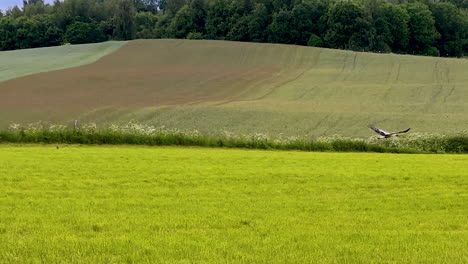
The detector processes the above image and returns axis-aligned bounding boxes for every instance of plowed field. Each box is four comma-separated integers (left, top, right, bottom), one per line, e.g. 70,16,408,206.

1,39,467,136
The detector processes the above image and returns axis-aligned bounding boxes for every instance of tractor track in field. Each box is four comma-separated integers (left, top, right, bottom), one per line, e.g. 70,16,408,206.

213,68,309,106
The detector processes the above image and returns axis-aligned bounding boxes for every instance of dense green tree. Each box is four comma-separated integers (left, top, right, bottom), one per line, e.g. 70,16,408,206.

441,0,468,9
153,13,172,38
383,4,410,52
64,21,105,44
247,3,270,42
165,0,187,15
168,0,206,38
0,17,18,50
268,9,297,44
430,2,467,57
188,0,207,33
291,3,315,45
307,33,323,47
98,20,114,39
271,0,292,10
205,0,242,39
0,15,61,50
363,0,391,52
35,15,62,46
168,5,192,37
404,2,440,55
324,1,373,51
0,0,466,57
305,0,331,34
51,0,113,30
239,0,253,13
114,0,137,40
136,11,158,38
226,15,250,41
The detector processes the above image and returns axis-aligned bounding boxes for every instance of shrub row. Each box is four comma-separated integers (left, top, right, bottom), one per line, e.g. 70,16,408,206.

1,128,467,154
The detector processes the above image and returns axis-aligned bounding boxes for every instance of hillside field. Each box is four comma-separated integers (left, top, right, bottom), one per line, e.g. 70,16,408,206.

0,41,126,82
0,145,467,263
0,39,467,137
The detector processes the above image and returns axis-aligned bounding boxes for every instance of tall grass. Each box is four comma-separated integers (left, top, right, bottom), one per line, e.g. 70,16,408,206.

1,122,467,153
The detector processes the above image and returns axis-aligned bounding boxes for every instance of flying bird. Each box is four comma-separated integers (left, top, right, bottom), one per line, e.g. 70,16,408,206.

369,126,411,139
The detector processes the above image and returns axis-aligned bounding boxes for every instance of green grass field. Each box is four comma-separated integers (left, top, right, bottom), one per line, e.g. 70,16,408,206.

0,41,126,82
1,145,466,263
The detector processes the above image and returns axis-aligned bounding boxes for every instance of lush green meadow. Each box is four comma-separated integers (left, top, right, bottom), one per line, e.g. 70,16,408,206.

0,41,126,82
0,145,466,263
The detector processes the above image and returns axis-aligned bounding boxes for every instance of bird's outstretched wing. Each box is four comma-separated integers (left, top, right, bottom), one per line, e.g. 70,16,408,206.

369,126,389,136
396,128,411,134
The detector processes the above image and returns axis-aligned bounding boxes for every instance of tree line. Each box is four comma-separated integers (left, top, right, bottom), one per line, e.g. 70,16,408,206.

0,0,467,57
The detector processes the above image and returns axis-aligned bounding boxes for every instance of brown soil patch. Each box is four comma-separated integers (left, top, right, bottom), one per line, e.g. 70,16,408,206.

0,39,282,111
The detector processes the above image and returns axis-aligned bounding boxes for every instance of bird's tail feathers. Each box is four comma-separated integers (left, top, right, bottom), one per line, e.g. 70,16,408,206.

398,128,411,133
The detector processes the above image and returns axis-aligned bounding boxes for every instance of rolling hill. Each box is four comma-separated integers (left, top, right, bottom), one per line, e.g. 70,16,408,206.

0,39,467,137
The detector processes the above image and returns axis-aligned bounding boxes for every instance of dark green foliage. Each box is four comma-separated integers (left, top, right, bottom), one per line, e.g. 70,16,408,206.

442,0,468,9
445,136,468,153
429,2,467,57
186,31,204,39
307,34,323,47
363,0,392,52
153,13,172,38
268,9,297,44
164,0,187,15
136,12,159,38
205,0,242,39
382,4,410,52
404,2,440,55
168,0,206,38
226,15,250,41
271,0,293,11
114,0,137,40
423,46,440,56
64,21,106,44
0,15,62,50
292,2,325,45
0,0,467,55
323,1,373,51
247,3,270,42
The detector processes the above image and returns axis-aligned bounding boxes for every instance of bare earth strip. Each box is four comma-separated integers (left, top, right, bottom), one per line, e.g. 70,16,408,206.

0,39,467,136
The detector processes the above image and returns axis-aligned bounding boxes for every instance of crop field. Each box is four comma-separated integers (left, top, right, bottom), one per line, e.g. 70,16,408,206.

0,145,467,263
0,39,467,136
0,41,126,82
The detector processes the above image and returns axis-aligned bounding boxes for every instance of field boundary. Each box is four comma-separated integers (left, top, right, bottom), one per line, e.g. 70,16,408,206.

1,128,467,154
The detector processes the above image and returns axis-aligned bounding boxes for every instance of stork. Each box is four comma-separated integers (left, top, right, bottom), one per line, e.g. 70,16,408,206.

369,126,411,139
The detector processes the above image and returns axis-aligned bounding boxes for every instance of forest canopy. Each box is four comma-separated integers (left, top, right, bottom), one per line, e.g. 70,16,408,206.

0,0,467,57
